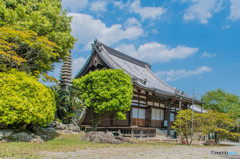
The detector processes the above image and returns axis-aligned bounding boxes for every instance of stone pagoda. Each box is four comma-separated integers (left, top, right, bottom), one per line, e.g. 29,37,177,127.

59,52,72,90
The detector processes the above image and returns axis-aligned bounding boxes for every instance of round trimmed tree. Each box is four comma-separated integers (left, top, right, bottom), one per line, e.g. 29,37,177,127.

73,69,133,131
0,70,56,129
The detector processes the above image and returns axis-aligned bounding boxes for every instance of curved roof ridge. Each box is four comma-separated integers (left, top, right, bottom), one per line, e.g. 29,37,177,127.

99,45,136,78
74,50,94,78
145,66,176,92
99,42,151,69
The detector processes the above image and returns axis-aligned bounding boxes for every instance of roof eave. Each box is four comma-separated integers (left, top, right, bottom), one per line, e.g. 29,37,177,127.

134,82,203,104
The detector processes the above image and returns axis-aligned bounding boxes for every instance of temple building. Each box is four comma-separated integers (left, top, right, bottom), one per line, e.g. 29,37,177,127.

75,40,203,136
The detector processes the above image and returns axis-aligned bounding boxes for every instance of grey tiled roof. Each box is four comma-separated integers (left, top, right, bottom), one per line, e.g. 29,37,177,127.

101,43,151,68
97,41,176,94
75,40,203,104
190,105,207,113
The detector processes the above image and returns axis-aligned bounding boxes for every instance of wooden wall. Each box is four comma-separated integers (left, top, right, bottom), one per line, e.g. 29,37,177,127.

112,112,130,126
82,108,93,125
151,120,164,127
82,108,130,127
131,118,146,127
81,87,187,128
99,114,111,127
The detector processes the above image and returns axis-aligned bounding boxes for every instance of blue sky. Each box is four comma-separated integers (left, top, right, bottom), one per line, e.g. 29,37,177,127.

50,0,240,97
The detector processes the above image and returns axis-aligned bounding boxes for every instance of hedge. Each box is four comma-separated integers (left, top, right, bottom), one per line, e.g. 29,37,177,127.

0,70,56,128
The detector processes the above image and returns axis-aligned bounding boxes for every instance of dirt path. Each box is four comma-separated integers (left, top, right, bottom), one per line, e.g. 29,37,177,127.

42,144,240,159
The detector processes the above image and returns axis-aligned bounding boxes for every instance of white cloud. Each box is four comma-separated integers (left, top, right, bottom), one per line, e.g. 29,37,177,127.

221,25,230,29
113,1,127,10
151,29,159,34
130,0,166,21
68,13,143,50
156,66,212,81
61,0,88,12
90,1,108,12
124,17,142,28
116,42,198,63
228,0,240,21
183,0,223,24
72,57,87,76
200,51,216,59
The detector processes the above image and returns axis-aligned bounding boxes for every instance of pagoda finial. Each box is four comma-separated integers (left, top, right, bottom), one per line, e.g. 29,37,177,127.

94,38,98,44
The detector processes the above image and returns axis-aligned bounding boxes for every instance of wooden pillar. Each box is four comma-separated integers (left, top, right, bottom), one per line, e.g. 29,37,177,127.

201,104,203,113
167,99,171,136
128,111,131,126
137,89,140,107
179,97,182,111
145,92,150,127
178,97,182,143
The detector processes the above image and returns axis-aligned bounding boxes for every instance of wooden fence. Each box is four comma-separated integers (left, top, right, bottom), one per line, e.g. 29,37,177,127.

81,125,156,138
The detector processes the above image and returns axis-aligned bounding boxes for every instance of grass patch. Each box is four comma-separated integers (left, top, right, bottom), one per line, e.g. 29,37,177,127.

0,133,137,158
0,133,212,158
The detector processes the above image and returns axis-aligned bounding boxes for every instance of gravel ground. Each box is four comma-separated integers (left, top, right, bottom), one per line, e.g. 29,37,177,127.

42,142,240,159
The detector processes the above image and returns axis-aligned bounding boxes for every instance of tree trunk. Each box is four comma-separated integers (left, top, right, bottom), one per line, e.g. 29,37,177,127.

186,134,189,144
215,132,219,144
200,134,205,141
92,119,98,131
92,112,100,131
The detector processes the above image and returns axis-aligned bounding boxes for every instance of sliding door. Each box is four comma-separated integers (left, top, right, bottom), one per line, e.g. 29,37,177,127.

151,108,164,127
132,108,146,127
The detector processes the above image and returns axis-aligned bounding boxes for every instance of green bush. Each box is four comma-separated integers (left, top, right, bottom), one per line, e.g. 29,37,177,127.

73,69,133,130
0,70,56,128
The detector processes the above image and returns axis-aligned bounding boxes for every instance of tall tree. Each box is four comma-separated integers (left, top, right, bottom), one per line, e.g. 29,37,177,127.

195,111,235,144
202,89,240,119
172,109,194,144
172,109,235,144
0,0,76,74
0,26,58,75
235,118,240,143
73,69,133,131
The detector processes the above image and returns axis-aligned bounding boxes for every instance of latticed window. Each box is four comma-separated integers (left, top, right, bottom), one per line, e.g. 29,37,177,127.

132,108,145,119
151,108,164,120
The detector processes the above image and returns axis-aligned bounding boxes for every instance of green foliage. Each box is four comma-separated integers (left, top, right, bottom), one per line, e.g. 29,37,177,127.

73,69,133,129
0,0,76,75
0,26,59,74
0,0,76,56
0,69,56,128
172,109,235,144
196,110,235,143
172,109,194,144
234,118,240,142
202,89,240,119
53,85,85,124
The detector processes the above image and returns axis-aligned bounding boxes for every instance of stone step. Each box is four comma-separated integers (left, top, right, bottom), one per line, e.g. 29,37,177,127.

156,128,175,137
